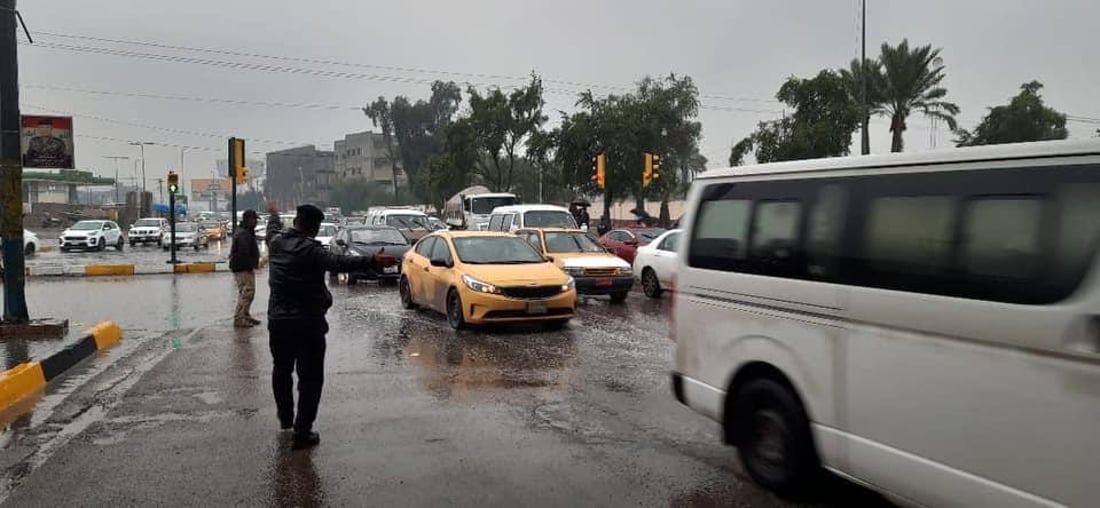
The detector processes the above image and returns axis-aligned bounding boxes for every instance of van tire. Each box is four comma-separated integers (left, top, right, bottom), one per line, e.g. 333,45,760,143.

731,378,819,499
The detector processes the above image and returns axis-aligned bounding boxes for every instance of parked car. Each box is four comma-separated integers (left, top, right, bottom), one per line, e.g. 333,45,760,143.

631,229,681,298
328,225,411,285
128,217,168,246
599,228,665,264
2,229,40,256
60,220,124,252
400,231,576,329
518,228,633,303
162,222,209,251
316,223,338,249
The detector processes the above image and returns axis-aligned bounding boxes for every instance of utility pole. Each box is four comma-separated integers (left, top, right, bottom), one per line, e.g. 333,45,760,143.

155,177,164,204
860,0,870,155
130,141,153,213
0,0,29,322
103,156,127,203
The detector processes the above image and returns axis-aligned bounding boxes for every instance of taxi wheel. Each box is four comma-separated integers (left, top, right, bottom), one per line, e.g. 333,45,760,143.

446,288,465,330
399,276,417,309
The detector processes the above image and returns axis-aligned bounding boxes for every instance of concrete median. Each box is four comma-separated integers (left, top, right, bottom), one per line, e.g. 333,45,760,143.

24,262,228,278
0,322,123,411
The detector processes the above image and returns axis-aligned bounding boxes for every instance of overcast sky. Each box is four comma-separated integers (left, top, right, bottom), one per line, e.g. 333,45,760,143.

15,0,1100,188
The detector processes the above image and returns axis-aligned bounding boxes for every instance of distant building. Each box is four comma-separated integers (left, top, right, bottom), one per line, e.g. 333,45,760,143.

265,146,335,210
190,177,233,213
216,158,267,196
333,131,399,187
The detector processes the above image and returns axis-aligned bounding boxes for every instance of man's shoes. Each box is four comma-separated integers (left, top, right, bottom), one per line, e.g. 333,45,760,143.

233,320,255,328
291,431,320,450
248,317,262,325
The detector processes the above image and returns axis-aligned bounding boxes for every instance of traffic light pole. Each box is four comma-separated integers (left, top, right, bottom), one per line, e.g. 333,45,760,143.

0,0,28,322
229,138,238,231
168,191,177,264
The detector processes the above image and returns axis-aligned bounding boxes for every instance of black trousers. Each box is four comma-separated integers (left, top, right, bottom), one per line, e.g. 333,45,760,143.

269,319,327,434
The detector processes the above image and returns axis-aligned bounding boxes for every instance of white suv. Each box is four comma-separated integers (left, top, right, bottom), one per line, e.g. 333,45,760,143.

128,217,168,246
60,220,124,252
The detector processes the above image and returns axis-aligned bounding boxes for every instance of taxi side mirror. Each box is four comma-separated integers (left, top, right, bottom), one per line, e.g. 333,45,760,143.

430,257,451,268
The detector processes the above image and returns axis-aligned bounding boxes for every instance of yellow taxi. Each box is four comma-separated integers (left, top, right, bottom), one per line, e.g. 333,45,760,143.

399,231,576,329
516,228,634,303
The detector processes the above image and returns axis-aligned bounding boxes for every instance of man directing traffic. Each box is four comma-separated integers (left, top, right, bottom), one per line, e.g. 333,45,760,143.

267,204,373,450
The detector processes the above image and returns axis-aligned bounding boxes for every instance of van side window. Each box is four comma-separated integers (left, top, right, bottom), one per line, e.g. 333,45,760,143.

501,214,515,231
961,197,1042,281
1053,182,1100,292
806,184,847,278
688,184,752,271
488,215,504,231
749,201,803,272
865,195,957,278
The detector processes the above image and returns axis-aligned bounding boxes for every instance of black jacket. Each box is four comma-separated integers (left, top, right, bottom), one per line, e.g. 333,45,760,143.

267,228,372,323
265,213,284,246
229,226,260,272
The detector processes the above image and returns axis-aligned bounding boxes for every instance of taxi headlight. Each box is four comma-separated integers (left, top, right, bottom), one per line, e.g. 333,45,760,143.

562,276,575,291
462,274,500,294
563,266,584,276
617,266,633,276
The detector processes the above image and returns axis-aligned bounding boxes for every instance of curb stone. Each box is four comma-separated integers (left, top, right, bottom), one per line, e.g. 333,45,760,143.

0,322,123,410
23,262,226,278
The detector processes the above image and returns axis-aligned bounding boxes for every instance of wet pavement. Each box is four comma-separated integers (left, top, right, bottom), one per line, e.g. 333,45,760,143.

26,238,231,271
0,273,888,506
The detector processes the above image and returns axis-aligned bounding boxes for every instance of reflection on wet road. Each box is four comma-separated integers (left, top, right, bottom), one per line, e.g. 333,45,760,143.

0,274,886,507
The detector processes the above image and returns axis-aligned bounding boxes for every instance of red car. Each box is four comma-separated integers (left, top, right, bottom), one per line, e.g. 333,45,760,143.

599,228,666,264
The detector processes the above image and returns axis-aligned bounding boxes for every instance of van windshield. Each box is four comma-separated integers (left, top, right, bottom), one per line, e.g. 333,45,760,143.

471,196,516,215
524,211,576,228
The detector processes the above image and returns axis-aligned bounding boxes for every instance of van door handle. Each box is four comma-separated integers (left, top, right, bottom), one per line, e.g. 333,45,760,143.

1066,315,1100,354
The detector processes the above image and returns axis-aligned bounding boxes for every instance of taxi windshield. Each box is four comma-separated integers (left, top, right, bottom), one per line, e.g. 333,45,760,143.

453,237,544,264
544,232,605,253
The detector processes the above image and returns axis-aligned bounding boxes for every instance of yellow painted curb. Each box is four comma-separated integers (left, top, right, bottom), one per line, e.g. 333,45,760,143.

85,264,136,276
174,262,215,273
0,362,47,409
88,321,123,350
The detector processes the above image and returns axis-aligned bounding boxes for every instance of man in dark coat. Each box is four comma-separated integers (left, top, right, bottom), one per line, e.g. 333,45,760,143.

229,209,261,327
267,204,372,450
265,202,284,250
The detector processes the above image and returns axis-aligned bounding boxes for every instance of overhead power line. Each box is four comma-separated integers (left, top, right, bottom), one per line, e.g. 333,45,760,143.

23,84,358,111
30,30,780,105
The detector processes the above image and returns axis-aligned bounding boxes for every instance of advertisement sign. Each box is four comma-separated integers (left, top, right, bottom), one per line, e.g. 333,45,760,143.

21,115,75,169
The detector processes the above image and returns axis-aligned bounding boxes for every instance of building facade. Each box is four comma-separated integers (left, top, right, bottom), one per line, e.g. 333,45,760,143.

264,146,335,210
334,131,399,187
190,177,233,213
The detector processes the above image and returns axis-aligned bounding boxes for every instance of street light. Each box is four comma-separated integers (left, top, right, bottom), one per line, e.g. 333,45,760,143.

930,57,945,149
179,147,188,195
102,155,129,204
129,141,154,209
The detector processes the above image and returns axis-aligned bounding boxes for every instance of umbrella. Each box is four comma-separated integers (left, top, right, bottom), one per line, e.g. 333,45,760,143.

570,197,591,207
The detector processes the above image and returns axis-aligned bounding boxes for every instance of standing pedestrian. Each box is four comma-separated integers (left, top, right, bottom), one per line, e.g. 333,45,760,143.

229,209,261,328
267,204,372,450
265,202,284,250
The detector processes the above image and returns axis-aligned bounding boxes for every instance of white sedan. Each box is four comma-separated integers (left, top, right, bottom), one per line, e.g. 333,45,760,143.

631,229,682,298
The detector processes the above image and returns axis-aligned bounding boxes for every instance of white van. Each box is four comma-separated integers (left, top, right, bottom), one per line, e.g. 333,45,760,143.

365,207,434,241
672,140,1100,507
485,204,576,233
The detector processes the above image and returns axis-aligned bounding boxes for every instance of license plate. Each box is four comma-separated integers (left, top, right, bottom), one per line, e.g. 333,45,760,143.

383,266,398,274
595,278,613,288
527,301,548,314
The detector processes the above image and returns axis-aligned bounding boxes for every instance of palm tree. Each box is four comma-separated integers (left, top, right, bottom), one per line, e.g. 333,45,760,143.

839,58,886,155
878,39,960,152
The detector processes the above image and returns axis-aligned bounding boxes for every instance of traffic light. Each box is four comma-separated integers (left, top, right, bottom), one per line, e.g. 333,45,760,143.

229,137,245,180
592,152,606,190
167,171,179,194
236,166,249,185
643,152,660,188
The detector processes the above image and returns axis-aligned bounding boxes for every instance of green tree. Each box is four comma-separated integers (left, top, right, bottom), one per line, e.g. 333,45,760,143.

956,81,1068,146
420,118,479,213
839,58,886,154
362,99,401,200
730,70,860,165
466,74,547,192
878,39,959,152
363,81,462,199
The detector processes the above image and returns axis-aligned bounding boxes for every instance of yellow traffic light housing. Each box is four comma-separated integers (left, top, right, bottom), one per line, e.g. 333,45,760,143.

236,166,249,185
643,152,660,188
167,171,179,194
592,152,606,190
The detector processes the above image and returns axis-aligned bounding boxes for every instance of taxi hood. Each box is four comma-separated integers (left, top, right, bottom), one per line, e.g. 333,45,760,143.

459,261,568,286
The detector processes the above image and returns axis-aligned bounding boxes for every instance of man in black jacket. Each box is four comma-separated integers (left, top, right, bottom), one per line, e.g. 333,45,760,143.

267,204,372,450
229,209,261,328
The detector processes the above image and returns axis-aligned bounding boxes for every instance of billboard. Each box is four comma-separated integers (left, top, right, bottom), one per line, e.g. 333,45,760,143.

21,115,75,169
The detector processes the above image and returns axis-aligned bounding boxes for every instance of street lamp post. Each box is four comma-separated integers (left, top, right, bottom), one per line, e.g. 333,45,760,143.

103,156,129,204
129,141,153,212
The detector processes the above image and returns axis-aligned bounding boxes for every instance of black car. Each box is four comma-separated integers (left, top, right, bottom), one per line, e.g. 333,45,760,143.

328,225,411,285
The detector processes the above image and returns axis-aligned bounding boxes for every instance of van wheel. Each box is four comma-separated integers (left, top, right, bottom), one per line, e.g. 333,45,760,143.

731,378,819,498
641,268,663,298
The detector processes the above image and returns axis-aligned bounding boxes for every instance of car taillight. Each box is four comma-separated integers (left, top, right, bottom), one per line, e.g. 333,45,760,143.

375,254,397,267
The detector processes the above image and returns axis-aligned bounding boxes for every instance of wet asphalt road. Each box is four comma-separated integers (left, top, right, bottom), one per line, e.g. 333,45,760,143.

26,237,231,270
0,273,887,507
